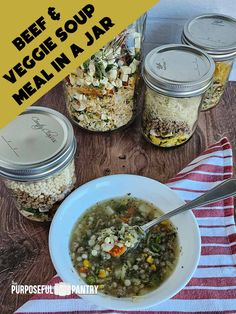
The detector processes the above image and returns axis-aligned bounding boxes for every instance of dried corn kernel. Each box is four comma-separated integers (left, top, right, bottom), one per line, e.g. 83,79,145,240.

83,259,91,268
150,264,157,271
98,284,104,289
147,256,154,264
98,269,106,279
161,221,169,226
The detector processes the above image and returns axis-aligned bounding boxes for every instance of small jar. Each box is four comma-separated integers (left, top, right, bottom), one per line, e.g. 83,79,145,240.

0,107,77,222
142,44,215,147
64,15,146,132
182,14,236,111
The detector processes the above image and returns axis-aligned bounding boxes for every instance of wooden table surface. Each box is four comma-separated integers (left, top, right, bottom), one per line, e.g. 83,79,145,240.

0,80,236,314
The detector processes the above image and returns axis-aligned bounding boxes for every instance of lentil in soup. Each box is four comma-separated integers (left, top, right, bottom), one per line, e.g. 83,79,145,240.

70,196,179,297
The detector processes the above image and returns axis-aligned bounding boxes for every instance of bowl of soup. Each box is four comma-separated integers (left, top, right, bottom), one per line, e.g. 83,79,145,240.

49,174,201,310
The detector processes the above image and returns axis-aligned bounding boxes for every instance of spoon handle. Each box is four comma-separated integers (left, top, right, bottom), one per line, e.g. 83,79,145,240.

141,178,236,232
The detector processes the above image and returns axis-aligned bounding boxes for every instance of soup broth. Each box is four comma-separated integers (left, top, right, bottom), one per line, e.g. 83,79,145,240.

70,196,179,297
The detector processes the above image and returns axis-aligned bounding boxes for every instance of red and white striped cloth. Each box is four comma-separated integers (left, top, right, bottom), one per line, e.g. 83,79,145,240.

16,137,236,314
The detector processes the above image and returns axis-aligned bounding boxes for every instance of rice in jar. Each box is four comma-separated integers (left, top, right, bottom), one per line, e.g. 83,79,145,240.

64,16,146,132
0,107,77,222
142,44,215,147
182,14,236,111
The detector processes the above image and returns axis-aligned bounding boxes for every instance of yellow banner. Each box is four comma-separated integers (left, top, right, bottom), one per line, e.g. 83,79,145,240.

0,0,158,128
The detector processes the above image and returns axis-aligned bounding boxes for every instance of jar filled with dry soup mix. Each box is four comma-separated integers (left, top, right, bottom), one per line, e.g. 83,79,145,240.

182,14,236,111
64,16,146,132
142,44,215,148
0,107,77,222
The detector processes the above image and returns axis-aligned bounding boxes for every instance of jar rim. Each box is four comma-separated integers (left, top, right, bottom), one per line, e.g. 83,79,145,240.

182,34,236,61
143,76,212,98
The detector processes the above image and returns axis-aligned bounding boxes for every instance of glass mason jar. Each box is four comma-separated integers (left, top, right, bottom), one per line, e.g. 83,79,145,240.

0,107,77,222
64,15,146,132
182,14,236,111
142,45,215,148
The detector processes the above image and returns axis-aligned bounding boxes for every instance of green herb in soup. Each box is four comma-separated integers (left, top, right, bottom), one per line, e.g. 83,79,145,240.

70,197,179,297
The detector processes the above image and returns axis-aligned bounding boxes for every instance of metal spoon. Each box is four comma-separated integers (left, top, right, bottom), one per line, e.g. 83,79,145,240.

123,178,236,254
139,178,236,234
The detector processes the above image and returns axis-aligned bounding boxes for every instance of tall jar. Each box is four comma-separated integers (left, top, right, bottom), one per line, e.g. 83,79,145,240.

142,44,215,148
64,15,146,132
0,107,77,222
182,14,236,111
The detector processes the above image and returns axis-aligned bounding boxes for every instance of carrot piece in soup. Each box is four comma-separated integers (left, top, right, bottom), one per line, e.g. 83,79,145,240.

108,245,126,257
121,217,129,223
78,266,89,273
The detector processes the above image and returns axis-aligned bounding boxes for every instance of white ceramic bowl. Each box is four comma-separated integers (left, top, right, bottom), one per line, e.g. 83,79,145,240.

49,174,201,310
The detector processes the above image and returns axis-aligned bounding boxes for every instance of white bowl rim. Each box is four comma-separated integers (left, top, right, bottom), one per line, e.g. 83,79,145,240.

49,174,201,311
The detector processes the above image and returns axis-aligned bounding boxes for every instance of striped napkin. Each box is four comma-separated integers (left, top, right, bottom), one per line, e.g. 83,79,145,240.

16,137,236,314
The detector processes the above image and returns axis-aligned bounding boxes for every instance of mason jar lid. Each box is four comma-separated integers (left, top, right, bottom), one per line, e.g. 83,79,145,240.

143,44,215,97
0,106,77,181
182,14,236,61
